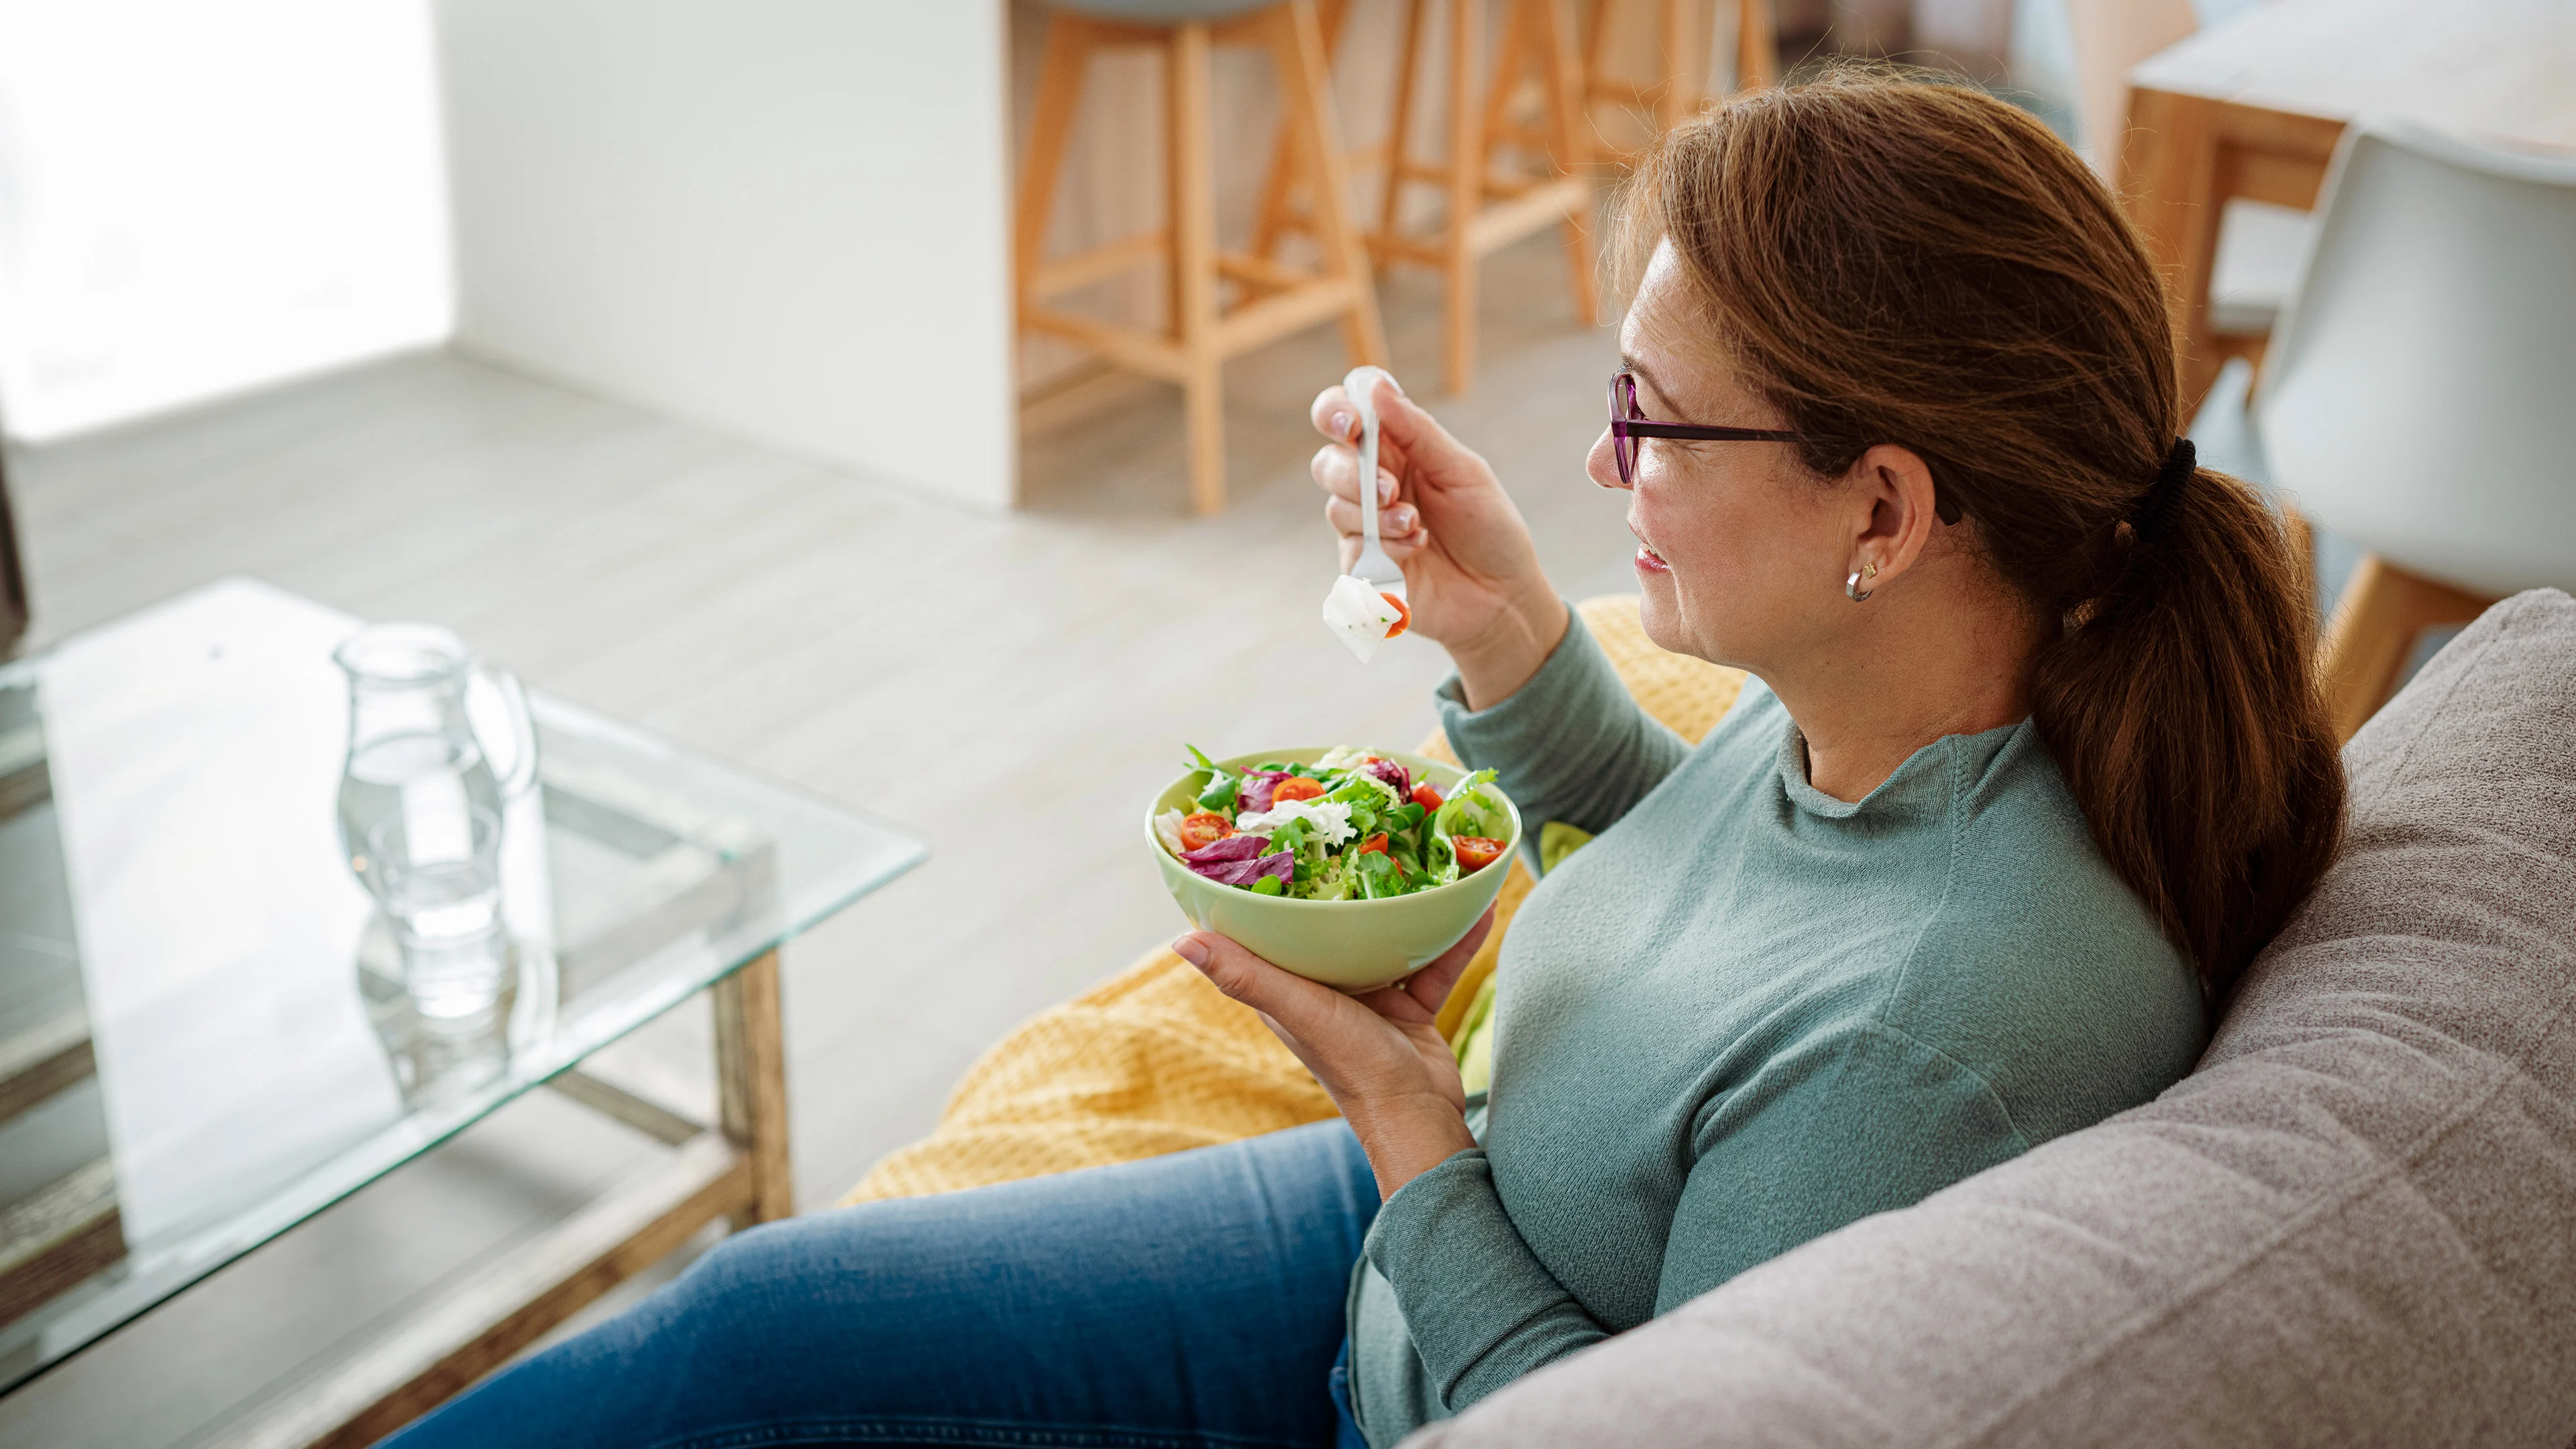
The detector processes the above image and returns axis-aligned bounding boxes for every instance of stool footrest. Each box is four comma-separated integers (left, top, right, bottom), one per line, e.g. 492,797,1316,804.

1028,231,1170,300
1369,173,1591,272
1026,270,1362,380
1215,276,1364,356
1024,308,1190,384
1216,250,1324,295
1585,78,1666,109
1464,174,1592,256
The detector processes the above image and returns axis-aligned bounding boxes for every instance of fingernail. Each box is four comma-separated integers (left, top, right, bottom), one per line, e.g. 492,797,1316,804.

1330,411,1354,440
1172,935,1211,967
1387,506,1416,531
1378,472,1398,502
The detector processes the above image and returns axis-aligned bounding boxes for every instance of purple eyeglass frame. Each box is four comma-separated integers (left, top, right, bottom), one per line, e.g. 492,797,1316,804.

1605,372,1963,523
1607,371,1824,485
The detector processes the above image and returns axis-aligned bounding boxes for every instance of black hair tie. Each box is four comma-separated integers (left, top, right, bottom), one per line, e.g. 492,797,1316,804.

2131,438,2196,539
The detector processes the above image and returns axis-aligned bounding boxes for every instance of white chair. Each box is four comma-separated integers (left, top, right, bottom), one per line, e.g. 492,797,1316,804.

2252,116,2576,737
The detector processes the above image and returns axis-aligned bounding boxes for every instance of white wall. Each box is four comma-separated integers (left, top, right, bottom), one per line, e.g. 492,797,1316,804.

437,0,1015,511
0,0,451,441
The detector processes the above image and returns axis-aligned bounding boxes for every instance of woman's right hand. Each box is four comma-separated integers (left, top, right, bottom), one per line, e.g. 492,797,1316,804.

1311,377,1567,703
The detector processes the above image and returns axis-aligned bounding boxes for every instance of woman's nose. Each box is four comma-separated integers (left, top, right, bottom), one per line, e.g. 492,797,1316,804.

1585,429,1630,490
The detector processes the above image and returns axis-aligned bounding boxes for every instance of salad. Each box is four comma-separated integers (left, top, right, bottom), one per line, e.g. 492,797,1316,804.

1156,746,1513,900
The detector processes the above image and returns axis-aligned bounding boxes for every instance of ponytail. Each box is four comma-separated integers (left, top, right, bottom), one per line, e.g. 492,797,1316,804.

1624,66,2345,997
2031,462,2345,989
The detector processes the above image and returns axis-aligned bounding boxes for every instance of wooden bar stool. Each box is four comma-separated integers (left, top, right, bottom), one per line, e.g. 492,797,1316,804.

1244,0,1358,264
1374,0,1599,396
1585,0,1780,152
1018,0,1389,515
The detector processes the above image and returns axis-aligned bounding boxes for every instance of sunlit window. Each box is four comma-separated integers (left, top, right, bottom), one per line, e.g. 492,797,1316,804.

0,0,451,441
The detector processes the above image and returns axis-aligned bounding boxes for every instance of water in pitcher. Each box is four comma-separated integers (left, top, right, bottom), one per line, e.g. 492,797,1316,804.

337,731,502,881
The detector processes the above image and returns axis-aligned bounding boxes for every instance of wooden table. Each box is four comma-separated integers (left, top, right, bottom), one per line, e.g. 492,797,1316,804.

2118,0,2576,407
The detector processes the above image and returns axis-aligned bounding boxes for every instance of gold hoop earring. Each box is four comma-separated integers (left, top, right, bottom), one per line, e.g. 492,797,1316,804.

1845,562,1878,602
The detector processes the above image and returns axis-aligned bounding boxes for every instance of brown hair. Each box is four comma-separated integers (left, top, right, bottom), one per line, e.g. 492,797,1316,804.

1620,68,2343,998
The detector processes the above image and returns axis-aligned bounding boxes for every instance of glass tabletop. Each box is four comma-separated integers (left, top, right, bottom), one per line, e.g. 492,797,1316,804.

0,579,925,1391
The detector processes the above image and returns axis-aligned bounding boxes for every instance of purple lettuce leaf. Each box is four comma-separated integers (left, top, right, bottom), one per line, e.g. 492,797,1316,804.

1362,758,1410,797
1182,834,1269,865
1235,769,1295,814
1203,856,1293,888
1184,837,1295,887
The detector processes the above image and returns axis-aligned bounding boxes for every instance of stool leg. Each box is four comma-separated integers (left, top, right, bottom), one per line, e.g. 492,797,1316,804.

1443,0,1486,394
1536,0,1598,327
1658,0,1700,130
1272,0,1389,371
1169,22,1226,515
1580,0,1627,158
1381,0,1428,245
1737,0,1780,89
1583,0,1617,105
1248,131,1301,263
1482,0,1529,148
1250,0,1354,261
1017,17,1094,323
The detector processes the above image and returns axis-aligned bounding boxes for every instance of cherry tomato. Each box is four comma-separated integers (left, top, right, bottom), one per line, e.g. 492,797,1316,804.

1409,782,1444,811
1357,833,1389,856
1381,593,1410,639
1452,836,1505,872
1271,776,1327,805
1178,812,1234,853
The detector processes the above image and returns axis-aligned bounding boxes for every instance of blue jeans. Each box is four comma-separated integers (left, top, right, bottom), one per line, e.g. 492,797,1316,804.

385,1120,1379,1449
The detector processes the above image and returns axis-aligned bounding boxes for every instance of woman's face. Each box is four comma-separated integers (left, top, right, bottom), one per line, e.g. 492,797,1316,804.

1586,243,1862,674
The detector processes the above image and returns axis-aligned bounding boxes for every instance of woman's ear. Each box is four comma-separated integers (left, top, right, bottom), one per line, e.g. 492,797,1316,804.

1843,443,1942,589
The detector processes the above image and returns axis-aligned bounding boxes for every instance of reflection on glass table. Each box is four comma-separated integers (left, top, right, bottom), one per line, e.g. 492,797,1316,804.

0,579,926,1444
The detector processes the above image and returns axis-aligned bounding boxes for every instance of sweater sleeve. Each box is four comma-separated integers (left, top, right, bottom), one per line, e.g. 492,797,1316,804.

1364,1022,2029,1414
1433,605,1689,837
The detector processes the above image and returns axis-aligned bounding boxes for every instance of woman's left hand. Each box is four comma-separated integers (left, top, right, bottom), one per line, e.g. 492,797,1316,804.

1174,908,1495,1199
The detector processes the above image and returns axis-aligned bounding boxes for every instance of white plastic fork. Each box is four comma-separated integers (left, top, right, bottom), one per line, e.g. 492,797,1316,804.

1342,366,1406,604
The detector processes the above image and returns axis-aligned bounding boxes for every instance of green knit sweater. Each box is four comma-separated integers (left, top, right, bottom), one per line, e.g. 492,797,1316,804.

1345,610,2206,1445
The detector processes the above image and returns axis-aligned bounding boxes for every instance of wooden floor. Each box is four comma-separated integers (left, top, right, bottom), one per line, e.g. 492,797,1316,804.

0,230,1630,1446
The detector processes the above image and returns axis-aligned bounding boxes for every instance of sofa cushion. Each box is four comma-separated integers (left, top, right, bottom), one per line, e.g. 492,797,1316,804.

1406,589,2576,1448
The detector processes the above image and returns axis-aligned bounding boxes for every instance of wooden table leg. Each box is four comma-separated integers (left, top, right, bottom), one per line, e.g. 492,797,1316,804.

2120,84,2226,411
197,955,788,1446
713,949,793,1225
204,1136,751,1449
2319,555,2496,741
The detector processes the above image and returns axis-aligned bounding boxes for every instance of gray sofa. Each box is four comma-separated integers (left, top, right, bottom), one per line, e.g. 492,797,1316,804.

1409,589,2576,1448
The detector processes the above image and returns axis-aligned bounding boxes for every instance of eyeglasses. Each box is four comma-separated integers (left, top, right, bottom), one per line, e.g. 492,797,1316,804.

1607,371,1835,486
1606,371,1964,523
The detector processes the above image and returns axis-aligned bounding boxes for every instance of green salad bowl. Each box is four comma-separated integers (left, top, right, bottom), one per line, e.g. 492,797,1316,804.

1146,747,1522,989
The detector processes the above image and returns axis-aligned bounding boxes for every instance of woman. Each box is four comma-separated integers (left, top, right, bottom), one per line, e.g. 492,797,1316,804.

389,71,2341,1449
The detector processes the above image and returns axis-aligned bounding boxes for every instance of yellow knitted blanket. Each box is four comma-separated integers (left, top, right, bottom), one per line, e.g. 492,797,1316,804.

843,596,1746,1205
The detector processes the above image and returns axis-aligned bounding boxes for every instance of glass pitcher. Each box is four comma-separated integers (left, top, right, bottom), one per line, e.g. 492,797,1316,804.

333,624,537,886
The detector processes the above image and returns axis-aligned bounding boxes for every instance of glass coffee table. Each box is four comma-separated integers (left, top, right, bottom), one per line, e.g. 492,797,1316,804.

0,580,925,1444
